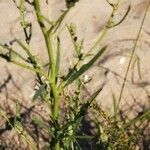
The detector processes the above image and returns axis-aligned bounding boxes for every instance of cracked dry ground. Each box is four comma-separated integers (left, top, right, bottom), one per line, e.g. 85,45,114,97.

0,0,150,149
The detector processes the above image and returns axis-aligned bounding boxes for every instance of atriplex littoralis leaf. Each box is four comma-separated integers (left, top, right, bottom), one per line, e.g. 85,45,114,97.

64,46,107,87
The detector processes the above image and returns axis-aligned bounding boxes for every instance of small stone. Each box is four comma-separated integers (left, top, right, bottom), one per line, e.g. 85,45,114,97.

119,57,126,65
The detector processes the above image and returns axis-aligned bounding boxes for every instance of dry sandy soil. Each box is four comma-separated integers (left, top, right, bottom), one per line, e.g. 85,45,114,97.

0,0,150,149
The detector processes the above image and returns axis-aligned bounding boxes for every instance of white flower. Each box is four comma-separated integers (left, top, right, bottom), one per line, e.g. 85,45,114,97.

41,76,46,81
83,74,89,82
30,91,35,98
34,85,39,90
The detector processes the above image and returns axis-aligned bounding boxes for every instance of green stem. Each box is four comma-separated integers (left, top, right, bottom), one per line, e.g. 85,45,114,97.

85,0,121,56
33,0,59,118
117,0,150,108
11,60,50,80
33,1,60,149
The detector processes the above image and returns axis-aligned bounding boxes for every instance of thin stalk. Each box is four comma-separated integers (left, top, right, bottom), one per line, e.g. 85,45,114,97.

86,26,108,57
33,0,59,118
44,34,59,121
33,0,54,76
58,0,122,91
11,60,50,81
117,0,150,108
85,0,122,57
33,1,60,149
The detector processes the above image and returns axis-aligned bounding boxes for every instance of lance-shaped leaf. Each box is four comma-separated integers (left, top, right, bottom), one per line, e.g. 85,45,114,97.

48,10,69,34
55,37,60,80
112,93,119,122
75,85,104,120
32,117,54,136
32,84,47,101
16,39,34,60
0,43,27,62
64,46,107,87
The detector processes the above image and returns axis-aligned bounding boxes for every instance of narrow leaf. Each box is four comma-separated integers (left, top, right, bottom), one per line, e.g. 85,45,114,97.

55,37,60,79
0,43,26,61
48,10,69,34
32,117,53,135
16,39,40,68
16,39,33,59
112,93,118,121
64,46,107,87
32,84,46,101
76,85,104,119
